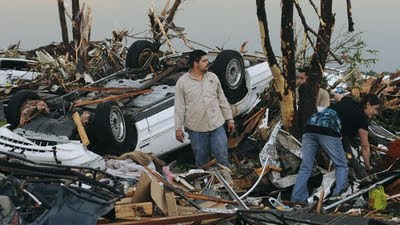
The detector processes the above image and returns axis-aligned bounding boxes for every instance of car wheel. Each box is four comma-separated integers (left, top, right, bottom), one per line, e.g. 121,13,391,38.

125,40,159,70
6,90,40,128
211,50,248,104
94,102,136,155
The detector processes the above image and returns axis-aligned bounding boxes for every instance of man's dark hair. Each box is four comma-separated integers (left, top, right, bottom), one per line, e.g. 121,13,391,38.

298,66,309,75
189,50,207,68
360,93,381,107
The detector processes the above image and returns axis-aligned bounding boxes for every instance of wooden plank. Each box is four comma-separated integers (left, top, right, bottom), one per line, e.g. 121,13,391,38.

115,202,153,219
150,179,168,215
116,197,133,205
165,191,178,216
131,173,152,203
72,111,90,146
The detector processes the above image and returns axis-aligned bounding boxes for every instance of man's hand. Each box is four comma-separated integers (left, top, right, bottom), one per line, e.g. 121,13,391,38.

227,120,236,133
175,129,185,143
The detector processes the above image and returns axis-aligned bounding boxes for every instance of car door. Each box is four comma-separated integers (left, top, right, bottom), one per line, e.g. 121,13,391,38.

146,99,190,155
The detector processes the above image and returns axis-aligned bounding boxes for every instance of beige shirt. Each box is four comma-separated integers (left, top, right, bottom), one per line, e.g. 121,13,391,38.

174,71,233,132
316,88,330,107
296,87,330,107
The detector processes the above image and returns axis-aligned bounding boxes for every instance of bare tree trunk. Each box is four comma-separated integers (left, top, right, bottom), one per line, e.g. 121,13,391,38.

80,5,92,69
72,0,81,44
72,0,84,73
256,0,295,131
281,0,298,135
297,0,335,131
346,0,355,32
57,0,69,51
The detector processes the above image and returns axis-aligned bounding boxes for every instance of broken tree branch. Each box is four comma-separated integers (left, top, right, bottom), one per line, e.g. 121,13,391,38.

73,89,151,107
148,10,161,47
307,0,320,18
166,0,182,25
160,0,171,17
169,23,195,50
294,0,343,65
153,11,176,54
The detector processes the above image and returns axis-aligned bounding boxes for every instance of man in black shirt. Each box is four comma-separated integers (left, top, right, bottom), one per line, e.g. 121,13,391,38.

291,94,381,203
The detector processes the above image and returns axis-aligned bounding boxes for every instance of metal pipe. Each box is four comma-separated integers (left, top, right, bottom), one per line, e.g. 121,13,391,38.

240,155,269,199
213,168,249,209
323,173,400,211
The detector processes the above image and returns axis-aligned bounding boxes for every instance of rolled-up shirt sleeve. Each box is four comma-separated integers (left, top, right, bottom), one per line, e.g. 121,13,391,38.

216,79,233,120
174,79,185,130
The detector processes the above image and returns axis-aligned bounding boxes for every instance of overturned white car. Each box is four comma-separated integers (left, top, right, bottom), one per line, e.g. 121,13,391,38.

2,41,273,162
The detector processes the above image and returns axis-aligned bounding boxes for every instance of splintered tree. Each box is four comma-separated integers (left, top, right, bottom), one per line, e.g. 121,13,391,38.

256,0,296,134
57,0,93,73
256,0,351,136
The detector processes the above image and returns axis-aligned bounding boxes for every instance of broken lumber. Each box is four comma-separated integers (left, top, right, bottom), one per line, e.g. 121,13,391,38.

115,202,153,219
153,11,176,54
165,191,179,216
255,165,283,176
78,87,139,93
72,111,90,146
74,89,151,107
143,165,237,207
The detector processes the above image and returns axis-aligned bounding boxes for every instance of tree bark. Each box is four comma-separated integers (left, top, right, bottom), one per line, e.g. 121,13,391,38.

72,0,81,44
166,0,182,25
256,0,295,131
297,0,335,132
80,5,92,68
281,0,297,134
57,0,69,51
346,0,355,32
72,0,84,72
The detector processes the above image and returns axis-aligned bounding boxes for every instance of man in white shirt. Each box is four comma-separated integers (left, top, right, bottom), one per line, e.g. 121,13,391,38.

296,67,330,108
174,50,235,167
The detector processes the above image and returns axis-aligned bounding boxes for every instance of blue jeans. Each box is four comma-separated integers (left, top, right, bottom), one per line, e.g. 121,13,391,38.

291,133,348,203
187,125,229,167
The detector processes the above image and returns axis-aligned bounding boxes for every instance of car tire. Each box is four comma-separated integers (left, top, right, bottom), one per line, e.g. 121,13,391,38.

126,40,158,70
211,50,248,104
6,90,40,128
94,102,136,155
